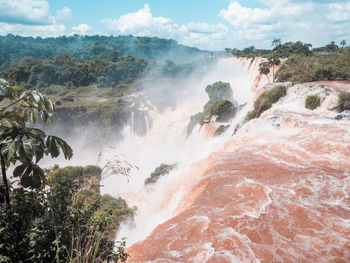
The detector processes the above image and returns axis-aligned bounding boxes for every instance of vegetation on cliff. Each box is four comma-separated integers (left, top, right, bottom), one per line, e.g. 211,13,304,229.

246,85,287,121
0,35,206,140
145,163,176,184
214,125,230,136
226,40,313,58
226,39,350,83
187,82,237,135
275,48,350,82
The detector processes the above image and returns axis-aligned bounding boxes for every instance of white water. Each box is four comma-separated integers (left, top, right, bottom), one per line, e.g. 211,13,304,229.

101,57,258,246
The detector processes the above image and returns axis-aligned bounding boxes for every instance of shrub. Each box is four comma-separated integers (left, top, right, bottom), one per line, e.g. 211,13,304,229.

245,110,259,121
337,92,350,112
210,100,235,121
275,47,350,82
0,165,131,263
305,95,321,110
214,125,229,136
145,164,176,184
246,85,287,120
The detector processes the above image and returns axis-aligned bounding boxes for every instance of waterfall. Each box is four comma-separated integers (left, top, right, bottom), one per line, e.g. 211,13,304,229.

102,57,350,263
101,57,260,245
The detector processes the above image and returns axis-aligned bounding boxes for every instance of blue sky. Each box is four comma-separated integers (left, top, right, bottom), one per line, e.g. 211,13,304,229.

0,0,349,50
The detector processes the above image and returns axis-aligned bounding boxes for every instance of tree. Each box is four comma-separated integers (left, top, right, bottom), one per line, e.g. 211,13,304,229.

340,40,346,48
259,61,271,83
0,79,72,206
268,53,281,82
325,41,339,52
271,39,281,49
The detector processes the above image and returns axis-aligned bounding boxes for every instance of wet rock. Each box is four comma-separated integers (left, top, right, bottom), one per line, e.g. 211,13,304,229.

335,110,350,120
187,81,238,135
55,100,61,105
62,96,74,102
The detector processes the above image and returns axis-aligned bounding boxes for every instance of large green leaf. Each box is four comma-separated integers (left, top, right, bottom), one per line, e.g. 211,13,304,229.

13,164,26,177
7,140,17,160
31,108,38,123
32,139,44,163
21,167,32,188
48,137,60,158
22,136,34,161
54,136,73,160
32,165,45,188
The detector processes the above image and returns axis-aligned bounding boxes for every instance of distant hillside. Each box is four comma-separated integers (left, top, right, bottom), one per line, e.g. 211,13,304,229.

0,34,210,70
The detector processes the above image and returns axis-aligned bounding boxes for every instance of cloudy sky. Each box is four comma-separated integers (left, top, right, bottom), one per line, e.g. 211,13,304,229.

0,0,349,50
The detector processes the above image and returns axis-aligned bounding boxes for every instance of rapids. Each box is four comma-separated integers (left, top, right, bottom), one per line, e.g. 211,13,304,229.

102,58,350,263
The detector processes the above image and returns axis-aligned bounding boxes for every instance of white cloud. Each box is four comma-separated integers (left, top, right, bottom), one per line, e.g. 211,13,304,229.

56,7,73,23
0,22,65,37
101,4,176,37
71,24,92,35
0,0,54,25
219,1,350,48
99,2,350,50
0,0,74,37
101,4,229,50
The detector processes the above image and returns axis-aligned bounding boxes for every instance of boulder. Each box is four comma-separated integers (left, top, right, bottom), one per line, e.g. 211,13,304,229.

187,81,238,135
335,110,350,120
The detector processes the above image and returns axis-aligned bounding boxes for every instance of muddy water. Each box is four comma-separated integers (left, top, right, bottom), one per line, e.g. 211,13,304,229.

127,82,350,263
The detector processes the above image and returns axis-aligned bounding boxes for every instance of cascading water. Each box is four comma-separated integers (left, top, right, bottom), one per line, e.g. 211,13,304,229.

102,57,350,263
101,57,256,243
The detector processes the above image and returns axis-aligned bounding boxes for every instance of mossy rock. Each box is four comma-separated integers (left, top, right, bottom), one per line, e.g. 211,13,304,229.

187,81,237,135
145,163,176,184
205,81,233,103
337,92,350,112
210,100,235,122
305,95,321,110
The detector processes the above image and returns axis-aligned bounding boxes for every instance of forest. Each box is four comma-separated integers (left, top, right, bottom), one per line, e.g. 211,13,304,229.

226,40,350,83
0,34,209,71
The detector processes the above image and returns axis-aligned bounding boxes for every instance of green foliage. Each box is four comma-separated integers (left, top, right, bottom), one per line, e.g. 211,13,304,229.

245,109,260,121
210,100,235,121
213,125,229,136
340,40,346,48
259,62,270,82
246,85,287,120
48,165,102,192
0,165,131,262
275,48,350,82
228,41,312,58
337,92,350,112
145,163,176,184
0,79,72,205
75,190,132,237
305,95,321,110
55,99,131,129
1,54,148,93
0,34,207,71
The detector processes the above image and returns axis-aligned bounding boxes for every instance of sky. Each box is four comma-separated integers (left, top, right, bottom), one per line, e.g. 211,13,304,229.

0,0,349,50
